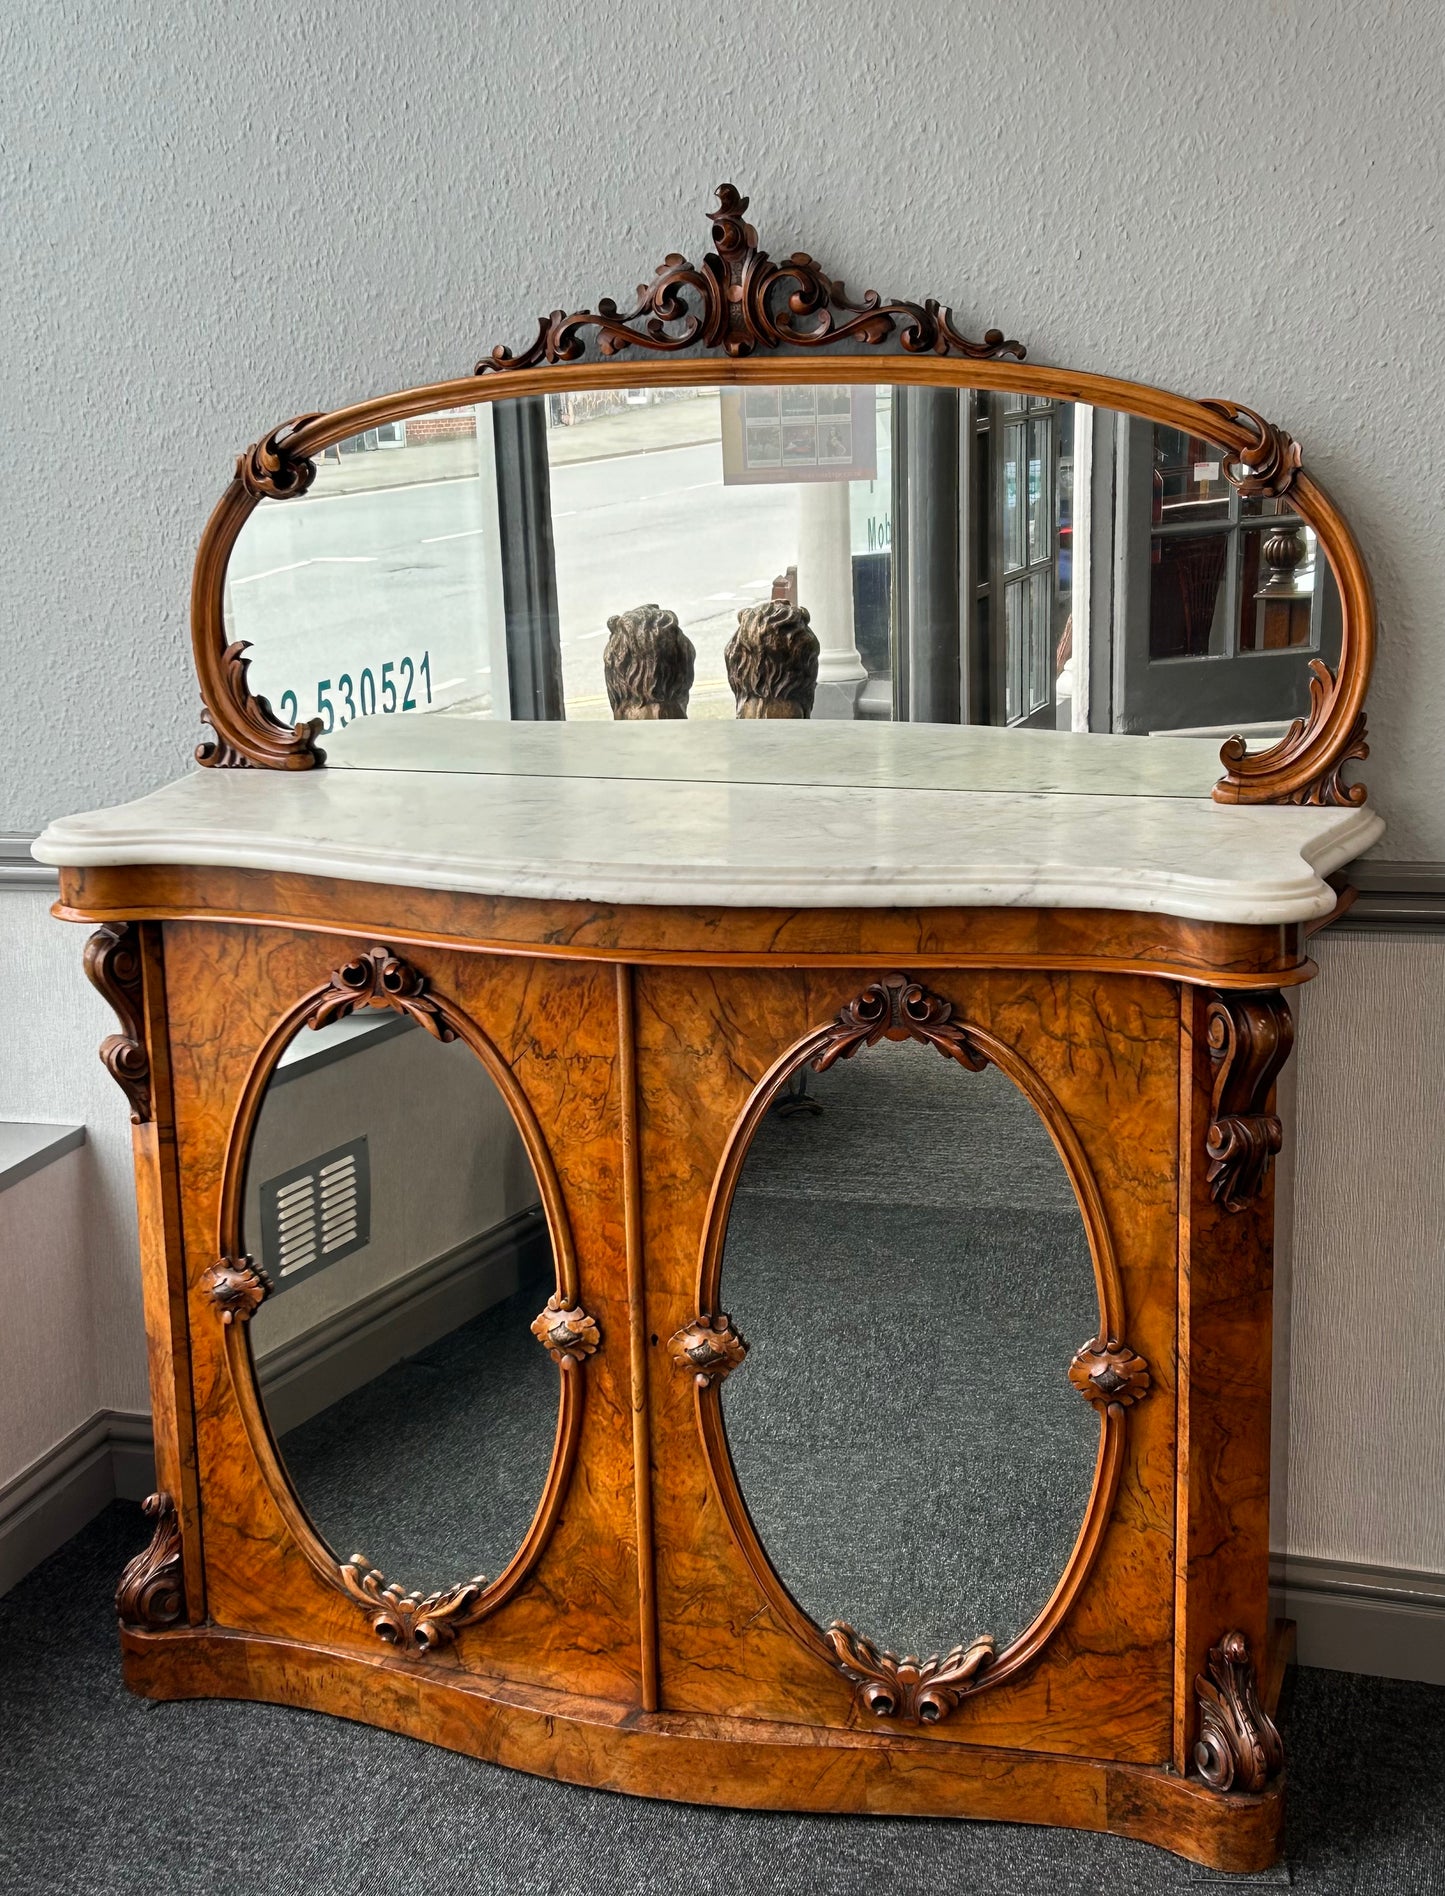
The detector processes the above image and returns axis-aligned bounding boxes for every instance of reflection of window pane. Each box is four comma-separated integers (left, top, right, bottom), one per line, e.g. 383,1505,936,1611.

1003,424,1023,572
1149,533,1228,660
1031,571,1051,714
1002,392,1028,414
1026,418,1049,565
1005,582,1022,722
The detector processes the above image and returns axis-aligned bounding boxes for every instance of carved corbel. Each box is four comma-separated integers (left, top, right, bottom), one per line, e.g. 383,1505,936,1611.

1193,1631,1284,1792
235,413,322,500
115,1492,184,1628
202,1256,272,1324
1205,993,1294,1213
603,604,695,719
83,923,151,1123
530,1296,601,1363
724,600,819,719
825,1622,995,1723
669,1314,747,1387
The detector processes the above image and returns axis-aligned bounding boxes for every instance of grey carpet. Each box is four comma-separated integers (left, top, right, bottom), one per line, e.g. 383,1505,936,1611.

3,1504,1445,1894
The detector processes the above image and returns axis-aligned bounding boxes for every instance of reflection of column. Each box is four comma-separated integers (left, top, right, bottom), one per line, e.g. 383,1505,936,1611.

795,481,865,719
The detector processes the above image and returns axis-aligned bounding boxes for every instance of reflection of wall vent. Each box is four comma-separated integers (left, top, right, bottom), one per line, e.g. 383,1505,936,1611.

259,1137,370,1290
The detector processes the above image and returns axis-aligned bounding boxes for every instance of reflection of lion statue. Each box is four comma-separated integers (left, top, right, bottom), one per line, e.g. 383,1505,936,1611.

603,604,696,720
725,600,820,719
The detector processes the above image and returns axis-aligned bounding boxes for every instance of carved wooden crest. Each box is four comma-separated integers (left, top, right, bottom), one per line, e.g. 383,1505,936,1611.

1193,1631,1285,1793
1069,1337,1151,1415
1205,993,1294,1214
115,1491,184,1628
825,1621,995,1723
530,1296,601,1363
813,973,989,1074
480,184,1023,373
339,1557,489,1653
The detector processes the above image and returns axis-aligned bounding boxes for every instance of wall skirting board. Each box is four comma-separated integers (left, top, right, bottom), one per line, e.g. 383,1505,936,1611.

0,1206,551,1599
1272,1557,1445,1687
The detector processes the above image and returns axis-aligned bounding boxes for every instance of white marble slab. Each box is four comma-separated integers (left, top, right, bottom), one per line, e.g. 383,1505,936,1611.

34,746,1384,925
323,713,1228,801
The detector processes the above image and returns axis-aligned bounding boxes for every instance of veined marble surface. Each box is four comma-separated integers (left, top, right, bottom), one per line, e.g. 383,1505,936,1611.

35,737,1384,924
323,713,1228,800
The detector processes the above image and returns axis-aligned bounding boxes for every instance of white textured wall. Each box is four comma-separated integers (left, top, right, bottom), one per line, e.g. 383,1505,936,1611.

1,3,1443,1578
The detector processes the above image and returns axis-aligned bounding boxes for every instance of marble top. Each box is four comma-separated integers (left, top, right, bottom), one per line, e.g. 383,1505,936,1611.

34,723,1383,924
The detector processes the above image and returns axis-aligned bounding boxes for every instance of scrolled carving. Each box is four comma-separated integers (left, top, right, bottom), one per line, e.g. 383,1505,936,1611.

1193,1631,1284,1793
202,1256,272,1325
478,184,1023,372
669,1314,747,1387
1219,662,1369,810
1205,993,1294,1214
725,600,819,719
306,944,456,1042
825,1622,995,1724
236,413,322,500
813,972,989,1075
603,603,695,719
115,1491,184,1628
1199,401,1302,499
83,923,151,1122
530,1296,601,1363
195,639,326,771
1069,1337,1151,1415
339,1558,489,1653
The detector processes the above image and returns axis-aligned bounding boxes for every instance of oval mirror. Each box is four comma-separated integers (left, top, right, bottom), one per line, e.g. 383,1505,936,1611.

718,1018,1100,1667
226,381,1343,800
241,998,560,1602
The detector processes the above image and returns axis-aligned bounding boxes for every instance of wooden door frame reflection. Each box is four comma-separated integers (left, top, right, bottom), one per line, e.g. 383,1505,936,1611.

691,988,1130,1706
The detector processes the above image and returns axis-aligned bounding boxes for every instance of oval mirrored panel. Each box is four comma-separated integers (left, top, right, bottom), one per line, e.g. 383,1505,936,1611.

242,1006,558,1599
227,381,1342,797
718,1032,1099,1662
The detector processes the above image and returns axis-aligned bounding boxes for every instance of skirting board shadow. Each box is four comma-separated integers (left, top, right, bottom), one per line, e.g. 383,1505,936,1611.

0,1205,550,1598
1272,1555,1445,1687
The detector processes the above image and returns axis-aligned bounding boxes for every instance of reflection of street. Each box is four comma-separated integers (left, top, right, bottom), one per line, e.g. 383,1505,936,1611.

229,423,799,727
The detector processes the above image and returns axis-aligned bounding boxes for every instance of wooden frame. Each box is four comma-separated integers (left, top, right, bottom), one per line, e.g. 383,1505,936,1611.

190,183,1374,807
78,867,1296,1872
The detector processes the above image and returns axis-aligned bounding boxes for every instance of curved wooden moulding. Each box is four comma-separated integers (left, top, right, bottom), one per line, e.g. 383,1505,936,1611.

685,972,1141,1723
208,941,594,1653
190,185,1374,807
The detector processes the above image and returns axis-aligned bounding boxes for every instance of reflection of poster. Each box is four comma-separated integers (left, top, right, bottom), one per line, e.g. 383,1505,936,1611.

721,385,877,484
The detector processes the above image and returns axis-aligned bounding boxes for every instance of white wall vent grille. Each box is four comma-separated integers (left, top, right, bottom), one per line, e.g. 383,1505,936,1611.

258,1137,370,1289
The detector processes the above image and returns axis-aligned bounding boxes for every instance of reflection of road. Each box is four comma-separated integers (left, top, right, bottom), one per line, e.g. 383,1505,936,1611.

229,439,800,726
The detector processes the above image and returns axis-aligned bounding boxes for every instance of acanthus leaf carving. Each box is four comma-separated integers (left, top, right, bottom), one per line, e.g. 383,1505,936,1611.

195,639,326,771
530,1296,601,1363
669,1314,748,1388
115,1491,184,1628
339,1557,489,1653
83,923,151,1122
825,1621,995,1724
1219,663,1369,810
305,945,456,1042
1205,993,1294,1214
1193,1630,1284,1793
1068,1337,1151,1415
236,413,323,500
478,184,1023,374
202,1255,272,1325
1199,401,1302,499
813,972,989,1075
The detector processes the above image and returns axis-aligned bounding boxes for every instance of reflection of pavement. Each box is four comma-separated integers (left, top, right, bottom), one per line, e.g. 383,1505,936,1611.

305,394,723,498
231,424,799,726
